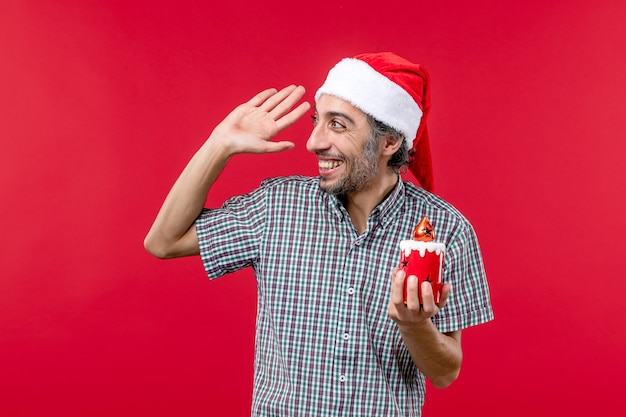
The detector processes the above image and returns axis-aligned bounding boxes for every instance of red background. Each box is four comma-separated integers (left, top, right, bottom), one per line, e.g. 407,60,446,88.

2,0,625,415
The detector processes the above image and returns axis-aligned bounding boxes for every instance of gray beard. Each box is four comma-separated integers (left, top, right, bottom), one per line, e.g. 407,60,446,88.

319,135,379,196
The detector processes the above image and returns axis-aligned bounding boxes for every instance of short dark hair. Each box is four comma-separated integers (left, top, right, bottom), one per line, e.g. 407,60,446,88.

366,114,409,173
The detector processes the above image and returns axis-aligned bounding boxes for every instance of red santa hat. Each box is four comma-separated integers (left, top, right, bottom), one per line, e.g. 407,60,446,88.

315,52,433,192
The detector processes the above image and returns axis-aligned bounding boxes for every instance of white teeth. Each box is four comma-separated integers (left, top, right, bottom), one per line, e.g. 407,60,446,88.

319,160,342,170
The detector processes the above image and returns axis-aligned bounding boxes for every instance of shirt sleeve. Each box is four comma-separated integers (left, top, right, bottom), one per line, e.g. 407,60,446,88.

432,222,494,333
195,185,267,280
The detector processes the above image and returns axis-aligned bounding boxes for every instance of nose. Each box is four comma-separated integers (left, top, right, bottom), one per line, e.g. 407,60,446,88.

306,123,330,154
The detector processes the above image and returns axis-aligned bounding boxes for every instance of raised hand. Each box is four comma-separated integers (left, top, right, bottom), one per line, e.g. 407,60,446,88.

211,85,311,156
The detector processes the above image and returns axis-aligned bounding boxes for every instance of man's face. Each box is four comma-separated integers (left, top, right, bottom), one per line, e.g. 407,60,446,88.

306,94,381,196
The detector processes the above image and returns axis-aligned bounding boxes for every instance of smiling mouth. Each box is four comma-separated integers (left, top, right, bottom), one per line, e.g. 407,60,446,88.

318,160,343,170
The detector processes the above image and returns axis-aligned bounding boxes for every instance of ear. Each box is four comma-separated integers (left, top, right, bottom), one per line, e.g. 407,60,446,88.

380,133,404,157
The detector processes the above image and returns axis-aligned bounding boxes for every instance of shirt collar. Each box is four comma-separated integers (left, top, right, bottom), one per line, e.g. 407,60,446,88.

321,176,406,228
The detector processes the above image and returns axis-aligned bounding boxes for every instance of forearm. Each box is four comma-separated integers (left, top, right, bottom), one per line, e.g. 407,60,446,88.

398,321,462,388
144,136,231,258
144,86,309,259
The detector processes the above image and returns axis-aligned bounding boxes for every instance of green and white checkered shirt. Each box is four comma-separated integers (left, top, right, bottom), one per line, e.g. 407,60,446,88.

196,176,493,417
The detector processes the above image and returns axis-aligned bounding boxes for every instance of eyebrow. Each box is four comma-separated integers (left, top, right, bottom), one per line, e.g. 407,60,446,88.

313,106,357,126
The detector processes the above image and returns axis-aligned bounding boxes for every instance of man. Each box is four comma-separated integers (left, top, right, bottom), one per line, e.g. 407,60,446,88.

145,52,493,416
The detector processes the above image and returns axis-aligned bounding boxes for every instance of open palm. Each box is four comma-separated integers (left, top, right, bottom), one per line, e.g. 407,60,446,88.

213,85,311,155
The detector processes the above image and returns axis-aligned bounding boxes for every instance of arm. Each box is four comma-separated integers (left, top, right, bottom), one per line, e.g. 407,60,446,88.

388,268,463,388
144,85,311,259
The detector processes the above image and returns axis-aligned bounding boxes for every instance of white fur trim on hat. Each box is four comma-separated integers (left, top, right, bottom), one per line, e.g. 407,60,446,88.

315,58,423,150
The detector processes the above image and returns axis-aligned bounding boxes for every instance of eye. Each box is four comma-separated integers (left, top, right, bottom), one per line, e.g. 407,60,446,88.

311,114,318,126
330,119,346,129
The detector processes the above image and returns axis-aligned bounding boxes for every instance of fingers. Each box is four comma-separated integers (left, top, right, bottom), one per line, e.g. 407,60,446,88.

438,283,451,308
261,140,296,153
267,86,310,131
275,101,311,131
390,269,448,320
390,268,406,306
419,281,437,316
245,85,311,135
251,85,305,114
265,85,305,114
247,88,279,107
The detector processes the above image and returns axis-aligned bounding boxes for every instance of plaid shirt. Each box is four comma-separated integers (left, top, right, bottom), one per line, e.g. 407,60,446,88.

196,176,493,417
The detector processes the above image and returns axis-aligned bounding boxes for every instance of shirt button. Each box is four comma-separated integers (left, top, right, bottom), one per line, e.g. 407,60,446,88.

342,333,350,340
347,287,355,295
339,375,346,383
